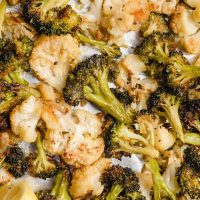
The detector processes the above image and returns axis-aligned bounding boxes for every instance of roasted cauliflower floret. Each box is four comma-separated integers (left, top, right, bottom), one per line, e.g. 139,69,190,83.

152,0,179,15
41,102,104,167
3,12,36,40
116,54,146,90
101,0,152,44
193,5,200,23
154,126,176,152
70,158,112,199
0,168,13,184
180,30,200,54
10,96,42,143
62,136,104,168
29,35,80,92
170,3,199,36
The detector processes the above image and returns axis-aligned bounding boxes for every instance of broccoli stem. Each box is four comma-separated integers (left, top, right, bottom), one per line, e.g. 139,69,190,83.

51,170,71,200
0,0,6,38
77,33,121,57
84,68,135,125
159,95,184,142
146,159,176,200
106,184,124,200
4,70,28,85
184,133,200,146
192,120,200,132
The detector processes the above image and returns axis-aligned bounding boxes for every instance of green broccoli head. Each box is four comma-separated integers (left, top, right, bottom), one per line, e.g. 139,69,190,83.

105,121,159,158
140,12,169,37
146,158,176,200
63,54,135,125
166,52,200,90
102,165,140,200
177,146,200,199
23,0,81,35
148,89,184,142
135,33,175,64
2,145,28,178
13,36,34,57
180,100,200,132
27,133,57,179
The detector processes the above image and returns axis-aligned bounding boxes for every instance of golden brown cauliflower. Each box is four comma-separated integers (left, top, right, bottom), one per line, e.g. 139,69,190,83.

41,101,104,167
3,12,36,40
170,3,199,36
179,30,200,54
101,0,152,44
70,158,111,199
7,0,21,6
0,168,13,185
152,0,179,15
29,35,80,92
10,96,42,143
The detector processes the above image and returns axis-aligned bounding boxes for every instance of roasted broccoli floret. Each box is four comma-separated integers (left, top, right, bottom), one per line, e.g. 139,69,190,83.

140,12,169,37
1,145,28,178
23,0,81,35
104,122,159,158
148,90,184,141
76,32,121,58
102,165,140,200
146,158,176,200
177,163,200,199
176,146,200,199
148,89,200,145
13,36,34,57
166,54,200,90
27,133,57,179
180,100,200,132
63,55,135,125
184,146,200,170
135,33,175,64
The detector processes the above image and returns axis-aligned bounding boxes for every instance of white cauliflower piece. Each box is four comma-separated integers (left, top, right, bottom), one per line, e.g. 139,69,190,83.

60,109,104,167
41,104,67,155
116,54,146,89
0,131,19,153
170,3,199,36
42,103,104,167
0,168,13,184
10,96,42,143
180,30,200,54
152,0,179,15
70,158,111,199
3,12,36,40
29,35,80,92
62,136,104,167
101,0,152,44
154,126,176,152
